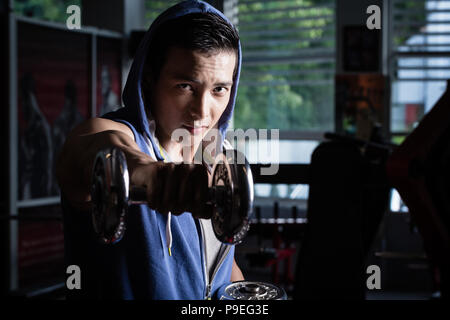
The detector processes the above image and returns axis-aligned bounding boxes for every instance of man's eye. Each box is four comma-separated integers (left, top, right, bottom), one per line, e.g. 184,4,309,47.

213,87,228,94
177,84,192,91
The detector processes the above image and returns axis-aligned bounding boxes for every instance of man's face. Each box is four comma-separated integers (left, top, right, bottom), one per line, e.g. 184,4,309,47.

149,46,236,157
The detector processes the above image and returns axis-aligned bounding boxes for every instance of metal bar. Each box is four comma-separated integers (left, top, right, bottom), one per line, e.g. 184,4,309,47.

395,66,450,70
14,14,123,38
17,197,61,208
91,33,97,118
8,6,18,292
384,0,392,142
391,51,450,57
251,163,310,184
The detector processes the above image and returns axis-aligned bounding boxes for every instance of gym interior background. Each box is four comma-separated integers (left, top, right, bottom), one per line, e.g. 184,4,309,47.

1,0,449,300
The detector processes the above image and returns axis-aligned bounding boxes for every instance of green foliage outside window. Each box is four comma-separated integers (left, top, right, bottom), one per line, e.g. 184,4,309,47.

14,0,81,23
392,0,426,48
235,0,335,131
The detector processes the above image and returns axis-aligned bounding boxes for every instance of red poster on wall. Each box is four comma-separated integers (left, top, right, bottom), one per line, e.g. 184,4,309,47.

17,21,90,200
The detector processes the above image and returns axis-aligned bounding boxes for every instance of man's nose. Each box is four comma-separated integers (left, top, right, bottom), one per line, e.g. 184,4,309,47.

190,91,212,120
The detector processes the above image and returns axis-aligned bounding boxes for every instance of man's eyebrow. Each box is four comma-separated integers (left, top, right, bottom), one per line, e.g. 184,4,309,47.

168,72,200,83
215,81,234,87
168,72,233,87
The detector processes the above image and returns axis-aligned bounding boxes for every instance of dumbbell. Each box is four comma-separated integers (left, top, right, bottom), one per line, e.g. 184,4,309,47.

90,147,254,245
216,281,287,300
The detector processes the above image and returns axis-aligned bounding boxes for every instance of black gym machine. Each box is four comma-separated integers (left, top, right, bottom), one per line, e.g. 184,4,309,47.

248,82,450,300
294,81,450,299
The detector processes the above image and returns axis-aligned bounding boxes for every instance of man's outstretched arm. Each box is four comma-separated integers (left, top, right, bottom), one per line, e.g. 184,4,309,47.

56,117,154,211
56,117,210,218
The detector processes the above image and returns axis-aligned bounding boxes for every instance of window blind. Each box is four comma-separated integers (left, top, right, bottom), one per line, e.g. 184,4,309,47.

235,0,336,131
390,0,450,133
238,0,336,87
391,0,450,81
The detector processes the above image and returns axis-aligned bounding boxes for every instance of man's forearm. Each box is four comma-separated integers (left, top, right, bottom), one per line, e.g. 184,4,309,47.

56,128,154,210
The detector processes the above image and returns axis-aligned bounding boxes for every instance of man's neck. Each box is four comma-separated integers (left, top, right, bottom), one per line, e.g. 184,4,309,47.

158,135,201,163
159,137,183,162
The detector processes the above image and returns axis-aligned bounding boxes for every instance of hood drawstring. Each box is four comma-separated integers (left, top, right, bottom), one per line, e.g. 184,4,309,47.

166,211,173,256
158,142,173,257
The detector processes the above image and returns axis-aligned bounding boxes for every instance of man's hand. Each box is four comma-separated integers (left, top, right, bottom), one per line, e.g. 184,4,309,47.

130,162,212,219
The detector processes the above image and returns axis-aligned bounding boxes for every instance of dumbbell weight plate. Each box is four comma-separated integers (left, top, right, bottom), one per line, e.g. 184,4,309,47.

218,281,287,300
210,150,254,244
91,148,128,244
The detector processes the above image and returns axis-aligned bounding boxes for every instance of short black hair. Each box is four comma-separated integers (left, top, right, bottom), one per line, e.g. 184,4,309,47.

142,12,240,95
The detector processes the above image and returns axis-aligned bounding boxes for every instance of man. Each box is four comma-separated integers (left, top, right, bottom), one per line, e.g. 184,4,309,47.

57,0,244,299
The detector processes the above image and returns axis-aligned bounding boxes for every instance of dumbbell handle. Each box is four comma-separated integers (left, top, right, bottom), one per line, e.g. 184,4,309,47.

127,186,217,206
128,187,147,205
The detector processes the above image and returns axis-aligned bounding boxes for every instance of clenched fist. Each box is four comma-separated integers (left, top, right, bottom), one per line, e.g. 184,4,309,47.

130,162,212,219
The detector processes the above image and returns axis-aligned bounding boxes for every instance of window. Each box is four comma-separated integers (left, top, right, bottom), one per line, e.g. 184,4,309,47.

145,0,180,23
234,0,335,200
235,0,336,132
14,0,81,23
390,0,450,141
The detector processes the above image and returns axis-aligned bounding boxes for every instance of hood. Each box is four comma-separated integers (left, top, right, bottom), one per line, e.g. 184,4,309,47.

121,0,242,160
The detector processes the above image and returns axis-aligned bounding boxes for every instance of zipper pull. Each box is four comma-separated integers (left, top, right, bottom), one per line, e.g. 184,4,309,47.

205,284,212,300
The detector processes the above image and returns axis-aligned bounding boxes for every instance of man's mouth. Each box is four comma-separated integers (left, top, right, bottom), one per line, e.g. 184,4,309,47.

182,124,209,135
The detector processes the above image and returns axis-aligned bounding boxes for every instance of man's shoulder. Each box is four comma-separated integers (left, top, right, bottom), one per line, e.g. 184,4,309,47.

69,117,135,142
